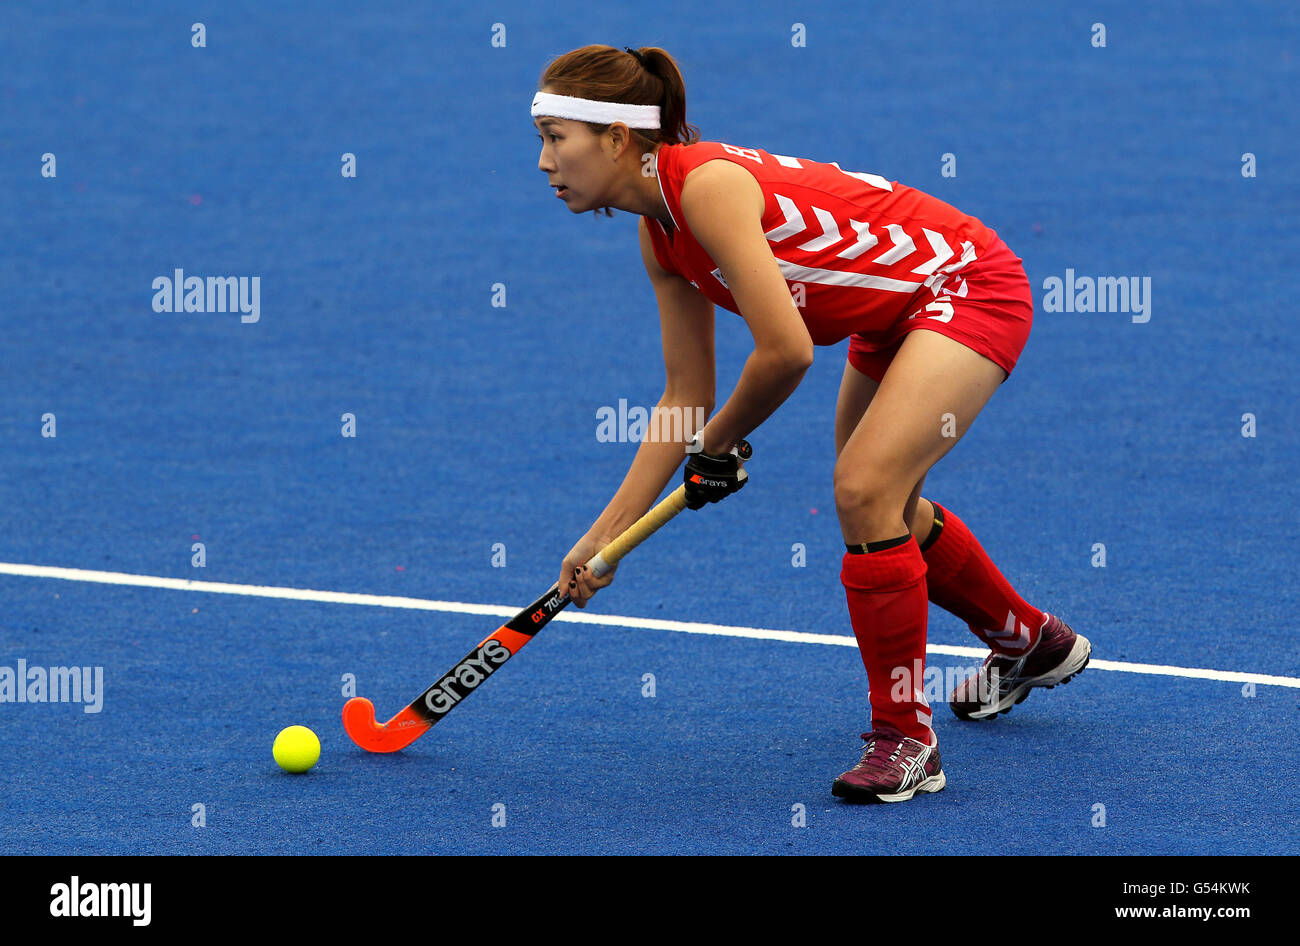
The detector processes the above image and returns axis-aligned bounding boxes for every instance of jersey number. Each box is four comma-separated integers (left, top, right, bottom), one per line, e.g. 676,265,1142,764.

922,300,954,322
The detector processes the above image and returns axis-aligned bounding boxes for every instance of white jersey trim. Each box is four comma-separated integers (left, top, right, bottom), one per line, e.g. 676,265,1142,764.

773,258,923,294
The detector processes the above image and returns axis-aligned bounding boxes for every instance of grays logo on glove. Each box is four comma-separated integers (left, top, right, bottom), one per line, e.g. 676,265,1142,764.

683,432,750,509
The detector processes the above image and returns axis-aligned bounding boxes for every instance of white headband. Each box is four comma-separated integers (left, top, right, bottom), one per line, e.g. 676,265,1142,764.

531,91,661,129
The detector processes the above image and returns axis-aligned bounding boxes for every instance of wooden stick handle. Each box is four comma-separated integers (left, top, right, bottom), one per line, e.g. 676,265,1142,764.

584,439,751,580
585,485,689,579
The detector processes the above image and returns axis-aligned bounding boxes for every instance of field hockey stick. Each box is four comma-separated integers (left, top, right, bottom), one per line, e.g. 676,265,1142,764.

343,439,753,753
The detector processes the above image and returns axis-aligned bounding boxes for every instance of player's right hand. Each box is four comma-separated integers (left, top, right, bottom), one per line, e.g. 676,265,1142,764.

559,531,618,609
683,433,750,509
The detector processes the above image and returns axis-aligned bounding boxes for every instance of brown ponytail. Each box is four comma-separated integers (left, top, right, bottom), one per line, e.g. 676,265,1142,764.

538,44,700,217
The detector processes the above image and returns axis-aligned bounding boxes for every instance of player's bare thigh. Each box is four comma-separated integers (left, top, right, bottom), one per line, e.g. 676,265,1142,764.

835,359,929,537
835,359,878,457
835,329,1005,543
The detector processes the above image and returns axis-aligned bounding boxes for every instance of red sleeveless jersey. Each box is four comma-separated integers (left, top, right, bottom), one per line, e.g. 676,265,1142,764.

646,140,999,346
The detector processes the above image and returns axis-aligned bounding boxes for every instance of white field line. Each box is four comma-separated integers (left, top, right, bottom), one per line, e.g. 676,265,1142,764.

2,561,1298,689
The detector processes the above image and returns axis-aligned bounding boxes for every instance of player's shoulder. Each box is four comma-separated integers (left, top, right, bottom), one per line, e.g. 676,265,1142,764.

682,158,746,188
676,140,764,179
678,139,796,190
680,153,765,218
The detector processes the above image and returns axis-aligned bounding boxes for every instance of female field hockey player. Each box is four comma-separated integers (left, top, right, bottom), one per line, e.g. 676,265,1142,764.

538,45,1091,803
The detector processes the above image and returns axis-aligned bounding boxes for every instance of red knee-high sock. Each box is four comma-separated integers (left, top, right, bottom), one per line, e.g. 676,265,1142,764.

919,502,1045,656
841,536,935,745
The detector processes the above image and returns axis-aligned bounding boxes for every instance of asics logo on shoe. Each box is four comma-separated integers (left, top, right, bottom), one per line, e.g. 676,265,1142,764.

897,751,929,788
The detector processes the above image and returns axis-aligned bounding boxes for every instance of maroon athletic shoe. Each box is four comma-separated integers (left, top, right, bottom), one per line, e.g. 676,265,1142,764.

831,727,945,803
950,613,1091,720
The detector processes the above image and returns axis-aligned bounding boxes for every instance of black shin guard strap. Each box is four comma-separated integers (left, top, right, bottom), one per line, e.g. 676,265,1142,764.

846,533,913,555
918,502,946,553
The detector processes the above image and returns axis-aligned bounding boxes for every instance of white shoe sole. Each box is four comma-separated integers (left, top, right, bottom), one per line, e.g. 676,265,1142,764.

876,769,947,803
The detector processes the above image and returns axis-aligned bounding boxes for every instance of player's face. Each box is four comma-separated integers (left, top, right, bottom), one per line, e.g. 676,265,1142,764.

535,116,616,213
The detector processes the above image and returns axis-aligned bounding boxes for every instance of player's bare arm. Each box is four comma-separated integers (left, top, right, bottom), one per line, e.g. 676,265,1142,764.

679,159,814,455
638,214,716,411
559,218,722,607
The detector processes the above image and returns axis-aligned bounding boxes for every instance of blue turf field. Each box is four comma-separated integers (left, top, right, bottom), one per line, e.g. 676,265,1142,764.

1,1,1297,855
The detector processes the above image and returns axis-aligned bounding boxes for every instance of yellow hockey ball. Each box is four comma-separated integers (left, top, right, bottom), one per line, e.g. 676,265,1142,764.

273,725,320,773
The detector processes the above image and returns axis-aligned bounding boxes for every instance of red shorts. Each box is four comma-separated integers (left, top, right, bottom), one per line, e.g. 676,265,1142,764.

846,234,1033,384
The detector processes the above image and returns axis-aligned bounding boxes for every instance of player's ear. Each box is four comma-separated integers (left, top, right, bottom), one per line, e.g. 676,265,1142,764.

609,122,633,156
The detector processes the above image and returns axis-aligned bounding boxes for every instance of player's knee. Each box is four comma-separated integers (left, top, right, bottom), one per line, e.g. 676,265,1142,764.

833,466,904,520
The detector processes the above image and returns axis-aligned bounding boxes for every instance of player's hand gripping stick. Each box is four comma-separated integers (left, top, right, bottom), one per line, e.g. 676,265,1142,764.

683,433,751,509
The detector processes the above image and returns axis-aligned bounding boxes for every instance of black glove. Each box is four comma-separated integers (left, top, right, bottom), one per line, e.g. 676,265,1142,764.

683,432,750,509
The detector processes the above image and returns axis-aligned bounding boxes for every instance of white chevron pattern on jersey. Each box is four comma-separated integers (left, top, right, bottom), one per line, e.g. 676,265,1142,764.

837,219,879,260
912,228,955,276
798,206,843,252
761,189,965,292
923,240,978,297
872,224,915,265
763,194,805,242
